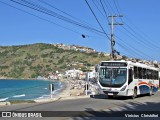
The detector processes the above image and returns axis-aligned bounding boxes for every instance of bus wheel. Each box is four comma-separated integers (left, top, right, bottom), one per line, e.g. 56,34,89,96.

148,87,152,96
132,88,137,99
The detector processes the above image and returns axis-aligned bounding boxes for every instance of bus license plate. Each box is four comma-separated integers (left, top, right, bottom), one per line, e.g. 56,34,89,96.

108,93,113,95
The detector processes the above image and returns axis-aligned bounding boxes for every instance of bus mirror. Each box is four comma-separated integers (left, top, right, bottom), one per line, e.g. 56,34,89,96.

95,64,99,72
128,69,133,84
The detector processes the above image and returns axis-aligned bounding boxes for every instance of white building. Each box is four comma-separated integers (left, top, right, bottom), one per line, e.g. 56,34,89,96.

64,69,83,79
87,71,97,79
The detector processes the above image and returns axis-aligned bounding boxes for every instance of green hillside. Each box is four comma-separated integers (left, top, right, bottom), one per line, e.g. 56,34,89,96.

0,43,111,79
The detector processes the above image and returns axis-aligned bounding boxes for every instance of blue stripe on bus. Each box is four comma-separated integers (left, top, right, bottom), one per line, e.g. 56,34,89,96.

139,85,158,94
139,85,150,94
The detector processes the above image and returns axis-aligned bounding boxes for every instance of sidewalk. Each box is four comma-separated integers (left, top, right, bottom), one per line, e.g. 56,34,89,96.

34,95,90,103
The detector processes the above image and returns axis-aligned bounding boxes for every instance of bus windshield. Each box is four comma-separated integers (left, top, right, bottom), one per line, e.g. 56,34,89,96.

99,68,127,87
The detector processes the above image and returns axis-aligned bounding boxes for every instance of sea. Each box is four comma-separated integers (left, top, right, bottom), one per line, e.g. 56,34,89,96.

0,79,64,101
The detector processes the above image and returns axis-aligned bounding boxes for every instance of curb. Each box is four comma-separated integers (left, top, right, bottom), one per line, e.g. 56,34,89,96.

34,95,90,103
34,97,60,103
60,95,90,101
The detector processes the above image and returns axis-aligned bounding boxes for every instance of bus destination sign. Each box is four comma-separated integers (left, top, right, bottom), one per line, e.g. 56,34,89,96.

101,62,127,67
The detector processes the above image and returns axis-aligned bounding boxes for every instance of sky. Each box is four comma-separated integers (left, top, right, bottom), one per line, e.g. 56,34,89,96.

0,0,160,61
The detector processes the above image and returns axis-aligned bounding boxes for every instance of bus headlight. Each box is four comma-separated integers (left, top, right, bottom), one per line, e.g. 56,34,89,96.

120,85,127,91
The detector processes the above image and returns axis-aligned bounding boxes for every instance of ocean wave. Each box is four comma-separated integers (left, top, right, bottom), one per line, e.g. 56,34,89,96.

36,95,50,99
13,94,25,98
44,88,48,90
36,81,65,100
0,97,9,101
37,88,62,99
52,88,62,95
58,82,62,85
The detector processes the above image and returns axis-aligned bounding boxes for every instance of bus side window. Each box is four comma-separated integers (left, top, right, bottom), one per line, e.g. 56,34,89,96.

134,66,138,79
138,67,143,79
128,69,133,85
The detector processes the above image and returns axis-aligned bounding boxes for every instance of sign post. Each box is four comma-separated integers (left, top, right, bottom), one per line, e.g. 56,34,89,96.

49,83,54,99
50,84,52,99
85,72,90,95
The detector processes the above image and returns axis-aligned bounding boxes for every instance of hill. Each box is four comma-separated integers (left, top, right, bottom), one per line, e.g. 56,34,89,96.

0,43,111,79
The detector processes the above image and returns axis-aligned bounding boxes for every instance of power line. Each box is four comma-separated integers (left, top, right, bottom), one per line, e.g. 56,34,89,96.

113,0,123,22
121,26,156,51
89,0,134,59
98,0,158,60
113,0,160,50
114,0,160,49
115,35,154,60
102,0,111,15
1,0,108,40
102,0,144,58
113,0,120,14
99,0,110,24
124,19,160,49
25,0,103,34
92,0,111,31
103,0,116,15
0,0,81,34
9,0,104,35
37,0,100,30
110,0,158,60
92,0,105,19
84,0,110,40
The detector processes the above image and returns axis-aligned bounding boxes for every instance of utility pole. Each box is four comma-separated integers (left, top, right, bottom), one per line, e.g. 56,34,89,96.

108,15,123,60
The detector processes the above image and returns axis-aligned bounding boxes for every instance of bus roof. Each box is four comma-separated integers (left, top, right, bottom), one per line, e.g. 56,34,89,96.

100,60,159,71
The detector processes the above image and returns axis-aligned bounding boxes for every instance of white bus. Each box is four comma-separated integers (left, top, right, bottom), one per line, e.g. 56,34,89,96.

96,60,159,98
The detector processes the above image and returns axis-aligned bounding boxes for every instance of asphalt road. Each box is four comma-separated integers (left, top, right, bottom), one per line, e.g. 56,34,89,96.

1,91,160,120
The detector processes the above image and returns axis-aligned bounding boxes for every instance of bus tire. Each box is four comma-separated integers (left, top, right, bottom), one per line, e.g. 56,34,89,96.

148,87,152,96
132,88,137,99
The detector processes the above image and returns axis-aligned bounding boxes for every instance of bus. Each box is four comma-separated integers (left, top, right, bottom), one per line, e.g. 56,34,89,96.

96,60,159,99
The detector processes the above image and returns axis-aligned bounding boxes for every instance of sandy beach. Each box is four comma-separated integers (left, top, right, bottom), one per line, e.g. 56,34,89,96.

34,79,92,103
